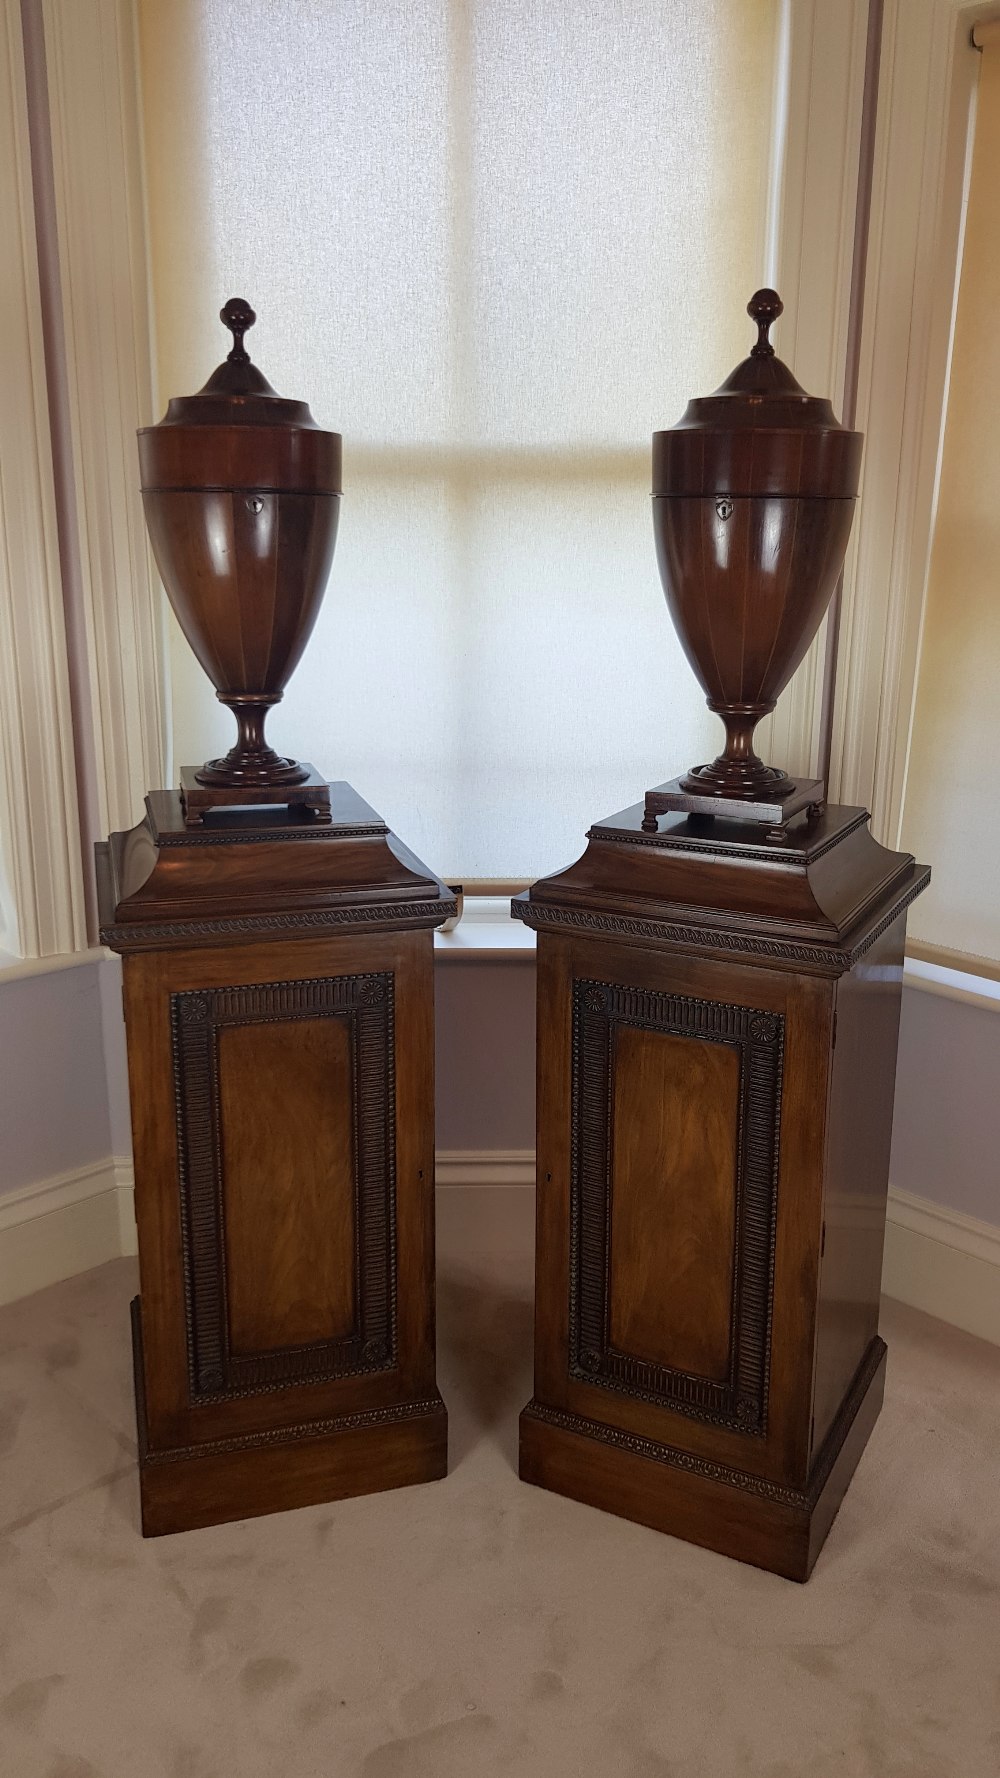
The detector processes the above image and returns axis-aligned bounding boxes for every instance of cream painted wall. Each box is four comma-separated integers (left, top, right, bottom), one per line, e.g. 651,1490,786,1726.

900,40,1000,962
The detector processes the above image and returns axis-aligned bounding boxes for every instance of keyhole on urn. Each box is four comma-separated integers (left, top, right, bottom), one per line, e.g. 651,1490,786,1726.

246,496,264,514
716,499,734,521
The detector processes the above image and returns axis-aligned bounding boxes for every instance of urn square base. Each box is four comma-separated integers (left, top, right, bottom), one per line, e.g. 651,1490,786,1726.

642,775,825,830
179,762,332,826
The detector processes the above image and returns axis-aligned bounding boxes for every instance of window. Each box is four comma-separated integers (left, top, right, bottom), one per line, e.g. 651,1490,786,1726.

139,0,779,878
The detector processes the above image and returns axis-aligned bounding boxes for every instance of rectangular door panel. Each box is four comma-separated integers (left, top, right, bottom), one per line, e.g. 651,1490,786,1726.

219,1015,357,1353
610,1023,739,1382
570,978,783,1436
171,973,396,1401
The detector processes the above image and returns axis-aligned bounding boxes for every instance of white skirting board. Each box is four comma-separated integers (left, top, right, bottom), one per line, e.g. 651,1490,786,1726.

435,1149,536,1187
0,1151,996,1345
0,1157,137,1307
880,1186,1000,1348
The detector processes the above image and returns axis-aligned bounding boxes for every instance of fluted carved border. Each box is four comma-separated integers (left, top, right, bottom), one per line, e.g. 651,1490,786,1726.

171,972,396,1401
570,979,784,1436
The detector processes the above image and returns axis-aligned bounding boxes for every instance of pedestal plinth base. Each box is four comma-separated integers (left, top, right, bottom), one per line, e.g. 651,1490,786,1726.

519,1340,886,1583
131,1301,447,1537
99,784,456,1539
515,796,928,1581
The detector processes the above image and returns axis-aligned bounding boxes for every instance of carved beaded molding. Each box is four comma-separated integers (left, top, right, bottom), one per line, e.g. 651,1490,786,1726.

588,807,870,864
569,979,784,1437
102,897,455,951
170,972,397,1402
154,821,390,847
513,875,927,974
524,1334,887,1510
141,1396,446,1467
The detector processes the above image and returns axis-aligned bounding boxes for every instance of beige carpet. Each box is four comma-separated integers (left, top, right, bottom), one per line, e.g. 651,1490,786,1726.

0,1185,997,1778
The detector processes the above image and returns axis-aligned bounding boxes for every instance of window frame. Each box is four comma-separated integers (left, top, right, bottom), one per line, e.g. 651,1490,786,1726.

14,0,978,958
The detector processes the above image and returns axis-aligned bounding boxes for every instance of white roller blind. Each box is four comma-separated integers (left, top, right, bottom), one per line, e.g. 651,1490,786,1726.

138,0,778,877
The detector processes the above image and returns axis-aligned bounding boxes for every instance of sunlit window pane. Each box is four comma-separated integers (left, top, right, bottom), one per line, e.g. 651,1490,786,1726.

139,0,778,876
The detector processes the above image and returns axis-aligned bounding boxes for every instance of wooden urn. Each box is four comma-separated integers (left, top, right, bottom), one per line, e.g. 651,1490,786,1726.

516,294,928,1580
645,288,862,828
99,305,455,1535
138,298,341,826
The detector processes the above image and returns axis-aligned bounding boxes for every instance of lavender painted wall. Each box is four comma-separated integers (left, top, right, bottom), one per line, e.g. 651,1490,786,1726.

0,957,993,1238
435,961,535,1151
889,984,1000,1226
437,964,999,1228
98,955,132,1157
62,955,540,1163
0,962,111,1192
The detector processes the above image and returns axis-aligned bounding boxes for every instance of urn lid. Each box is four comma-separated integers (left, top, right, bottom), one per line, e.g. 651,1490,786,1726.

652,290,862,498
138,298,341,494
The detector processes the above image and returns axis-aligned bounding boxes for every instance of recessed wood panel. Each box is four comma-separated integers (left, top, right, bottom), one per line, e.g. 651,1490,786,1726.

569,979,783,1434
171,974,395,1400
609,1024,738,1381
219,1015,356,1353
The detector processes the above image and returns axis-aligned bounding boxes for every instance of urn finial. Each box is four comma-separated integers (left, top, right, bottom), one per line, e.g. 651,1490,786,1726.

221,297,256,364
748,288,783,359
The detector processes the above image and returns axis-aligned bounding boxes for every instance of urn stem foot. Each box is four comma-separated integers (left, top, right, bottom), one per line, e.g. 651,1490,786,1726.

194,695,309,789
680,703,794,802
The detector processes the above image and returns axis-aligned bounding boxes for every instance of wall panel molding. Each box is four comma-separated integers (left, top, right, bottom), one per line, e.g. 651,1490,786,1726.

0,1157,128,1305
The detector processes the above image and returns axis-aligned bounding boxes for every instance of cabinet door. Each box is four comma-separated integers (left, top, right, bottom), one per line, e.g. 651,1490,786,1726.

126,931,437,1449
532,934,832,1485
171,971,395,1400
569,977,783,1436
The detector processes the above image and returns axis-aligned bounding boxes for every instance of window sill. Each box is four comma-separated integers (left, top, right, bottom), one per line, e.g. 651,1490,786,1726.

435,896,534,961
0,946,106,985
902,957,1000,1016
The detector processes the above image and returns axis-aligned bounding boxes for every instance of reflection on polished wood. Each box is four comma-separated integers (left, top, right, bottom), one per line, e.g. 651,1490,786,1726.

219,1015,356,1354
609,1025,738,1382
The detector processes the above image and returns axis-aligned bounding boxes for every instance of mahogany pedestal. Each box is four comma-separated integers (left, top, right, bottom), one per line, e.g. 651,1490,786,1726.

514,802,928,1580
97,783,456,1536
